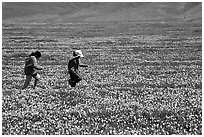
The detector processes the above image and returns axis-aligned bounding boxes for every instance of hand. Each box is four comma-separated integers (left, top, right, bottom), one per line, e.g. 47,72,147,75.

80,64,88,67
39,66,43,70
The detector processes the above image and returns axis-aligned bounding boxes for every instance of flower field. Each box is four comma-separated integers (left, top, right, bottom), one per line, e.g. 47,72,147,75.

2,22,202,135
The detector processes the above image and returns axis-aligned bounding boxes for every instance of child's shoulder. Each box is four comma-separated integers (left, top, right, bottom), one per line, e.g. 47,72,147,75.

29,56,35,59
25,56,34,61
69,57,77,61
68,57,75,63
30,56,37,61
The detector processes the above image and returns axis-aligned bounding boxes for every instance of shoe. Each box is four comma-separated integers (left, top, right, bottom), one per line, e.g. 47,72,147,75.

71,83,76,87
75,78,82,83
68,79,73,84
69,79,76,87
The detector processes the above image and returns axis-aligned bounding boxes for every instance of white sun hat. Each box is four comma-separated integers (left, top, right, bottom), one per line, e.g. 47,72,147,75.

74,50,84,57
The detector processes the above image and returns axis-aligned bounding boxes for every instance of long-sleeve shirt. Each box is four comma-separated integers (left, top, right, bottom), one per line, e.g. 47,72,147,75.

24,56,42,75
68,57,88,74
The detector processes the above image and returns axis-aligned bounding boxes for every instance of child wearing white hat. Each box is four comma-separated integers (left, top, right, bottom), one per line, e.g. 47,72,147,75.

68,50,88,87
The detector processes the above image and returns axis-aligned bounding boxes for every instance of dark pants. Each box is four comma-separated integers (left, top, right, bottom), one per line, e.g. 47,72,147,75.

69,71,82,87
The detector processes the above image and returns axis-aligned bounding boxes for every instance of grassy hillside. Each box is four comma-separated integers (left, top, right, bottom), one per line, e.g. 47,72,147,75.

2,2,202,23
2,2,202,136
2,21,202,135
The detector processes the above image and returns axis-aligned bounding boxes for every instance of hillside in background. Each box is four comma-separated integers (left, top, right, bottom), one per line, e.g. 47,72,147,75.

2,2,202,23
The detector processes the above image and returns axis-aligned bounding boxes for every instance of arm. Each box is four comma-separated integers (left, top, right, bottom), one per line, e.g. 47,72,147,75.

31,56,43,70
79,64,88,67
79,59,88,67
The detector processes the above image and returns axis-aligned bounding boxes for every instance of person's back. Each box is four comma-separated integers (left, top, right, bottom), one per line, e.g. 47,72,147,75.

24,56,38,76
68,57,79,73
22,51,42,89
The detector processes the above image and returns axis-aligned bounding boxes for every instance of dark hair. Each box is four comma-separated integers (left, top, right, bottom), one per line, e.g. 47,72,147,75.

35,51,41,58
29,52,35,57
73,51,77,57
29,51,41,58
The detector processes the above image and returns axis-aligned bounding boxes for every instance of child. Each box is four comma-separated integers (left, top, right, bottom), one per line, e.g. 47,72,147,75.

68,50,88,87
22,51,43,89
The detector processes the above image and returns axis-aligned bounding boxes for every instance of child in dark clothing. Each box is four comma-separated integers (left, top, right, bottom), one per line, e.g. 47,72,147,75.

68,50,88,87
22,51,43,89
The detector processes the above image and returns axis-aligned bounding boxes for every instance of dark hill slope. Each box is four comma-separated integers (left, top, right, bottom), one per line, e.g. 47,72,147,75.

2,2,96,19
2,2,202,23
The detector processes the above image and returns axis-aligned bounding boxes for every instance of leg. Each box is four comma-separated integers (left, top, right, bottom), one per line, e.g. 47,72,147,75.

33,74,40,89
70,82,76,87
68,78,76,87
22,75,32,89
69,71,82,87
75,77,82,83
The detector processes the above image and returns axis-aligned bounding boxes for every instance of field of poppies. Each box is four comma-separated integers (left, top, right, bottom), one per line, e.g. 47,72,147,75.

2,21,202,135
